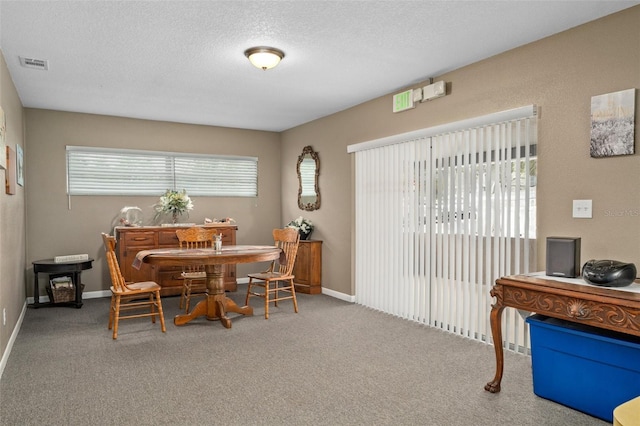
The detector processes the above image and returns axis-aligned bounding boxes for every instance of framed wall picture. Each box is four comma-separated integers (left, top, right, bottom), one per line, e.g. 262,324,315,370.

5,146,16,195
590,88,636,158
16,144,24,186
0,108,6,170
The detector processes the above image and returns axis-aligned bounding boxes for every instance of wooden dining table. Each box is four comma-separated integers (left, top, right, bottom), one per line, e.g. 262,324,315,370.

133,245,281,328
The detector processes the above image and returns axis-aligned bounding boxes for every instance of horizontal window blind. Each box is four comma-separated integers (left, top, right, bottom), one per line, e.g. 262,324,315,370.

173,155,257,196
66,146,257,196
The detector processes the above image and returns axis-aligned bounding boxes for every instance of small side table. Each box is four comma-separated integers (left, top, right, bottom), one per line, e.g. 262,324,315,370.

293,240,322,294
30,258,94,309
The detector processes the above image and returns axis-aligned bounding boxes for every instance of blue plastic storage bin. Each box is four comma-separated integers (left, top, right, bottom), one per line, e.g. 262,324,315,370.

526,314,640,422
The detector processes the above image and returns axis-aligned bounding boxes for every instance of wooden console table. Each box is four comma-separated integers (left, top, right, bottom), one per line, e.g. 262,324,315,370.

485,273,640,393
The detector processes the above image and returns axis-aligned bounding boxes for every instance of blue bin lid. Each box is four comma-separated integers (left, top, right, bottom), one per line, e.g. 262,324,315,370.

526,314,640,347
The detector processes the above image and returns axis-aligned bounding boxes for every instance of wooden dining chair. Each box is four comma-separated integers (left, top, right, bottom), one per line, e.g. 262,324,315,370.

101,233,166,340
175,227,218,313
245,228,300,319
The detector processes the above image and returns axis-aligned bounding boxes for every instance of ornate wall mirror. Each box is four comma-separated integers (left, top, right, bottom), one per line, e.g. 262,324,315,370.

297,145,320,211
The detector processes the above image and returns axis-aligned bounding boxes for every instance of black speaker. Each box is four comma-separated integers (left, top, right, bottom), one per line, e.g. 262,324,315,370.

546,237,581,278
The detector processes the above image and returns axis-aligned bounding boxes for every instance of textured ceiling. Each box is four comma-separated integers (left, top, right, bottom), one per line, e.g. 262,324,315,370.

1,1,638,132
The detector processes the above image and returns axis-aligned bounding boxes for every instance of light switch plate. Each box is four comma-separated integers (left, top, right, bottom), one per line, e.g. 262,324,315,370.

573,199,592,218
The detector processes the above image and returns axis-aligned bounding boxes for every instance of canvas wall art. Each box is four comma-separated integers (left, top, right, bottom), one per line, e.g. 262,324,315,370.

590,88,635,158
17,144,24,186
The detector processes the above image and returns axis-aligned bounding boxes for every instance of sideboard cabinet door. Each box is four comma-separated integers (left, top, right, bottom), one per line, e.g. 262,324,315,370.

293,240,322,294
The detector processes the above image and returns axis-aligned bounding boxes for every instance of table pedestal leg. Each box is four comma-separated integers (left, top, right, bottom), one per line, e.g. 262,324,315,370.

174,264,253,327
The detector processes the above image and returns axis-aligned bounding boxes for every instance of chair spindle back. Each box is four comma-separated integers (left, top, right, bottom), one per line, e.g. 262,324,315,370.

273,228,300,276
102,233,127,292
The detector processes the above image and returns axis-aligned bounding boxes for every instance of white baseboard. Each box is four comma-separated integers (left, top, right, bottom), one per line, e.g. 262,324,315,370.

26,289,111,304
321,287,355,303
237,278,354,303
84,290,112,299
27,286,354,304
0,301,27,381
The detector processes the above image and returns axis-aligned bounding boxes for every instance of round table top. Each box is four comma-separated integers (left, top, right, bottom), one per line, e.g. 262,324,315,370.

139,245,281,267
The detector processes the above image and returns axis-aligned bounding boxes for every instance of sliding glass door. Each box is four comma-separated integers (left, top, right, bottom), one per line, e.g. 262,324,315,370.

353,108,537,353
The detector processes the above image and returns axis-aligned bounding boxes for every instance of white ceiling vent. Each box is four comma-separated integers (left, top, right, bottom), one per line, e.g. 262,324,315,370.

19,56,49,70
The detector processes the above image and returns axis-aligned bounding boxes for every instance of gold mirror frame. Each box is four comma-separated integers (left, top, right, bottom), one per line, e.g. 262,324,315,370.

297,145,320,211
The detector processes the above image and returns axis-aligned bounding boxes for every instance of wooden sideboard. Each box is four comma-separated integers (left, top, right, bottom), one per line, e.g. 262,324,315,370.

293,239,322,294
484,273,640,394
115,225,238,296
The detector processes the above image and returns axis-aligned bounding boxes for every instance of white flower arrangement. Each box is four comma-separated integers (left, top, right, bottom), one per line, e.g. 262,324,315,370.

287,216,314,234
154,189,194,222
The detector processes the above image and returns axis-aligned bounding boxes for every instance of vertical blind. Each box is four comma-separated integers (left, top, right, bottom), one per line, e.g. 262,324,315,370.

351,106,537,354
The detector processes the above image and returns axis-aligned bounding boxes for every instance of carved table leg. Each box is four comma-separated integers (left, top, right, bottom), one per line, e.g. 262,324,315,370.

485,302,505,393
174,299,207,326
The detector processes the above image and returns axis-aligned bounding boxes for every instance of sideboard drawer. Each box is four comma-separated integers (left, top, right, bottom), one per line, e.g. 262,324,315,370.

123,231,156,246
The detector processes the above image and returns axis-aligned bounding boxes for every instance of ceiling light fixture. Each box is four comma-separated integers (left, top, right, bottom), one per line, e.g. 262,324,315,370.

244,46,285,70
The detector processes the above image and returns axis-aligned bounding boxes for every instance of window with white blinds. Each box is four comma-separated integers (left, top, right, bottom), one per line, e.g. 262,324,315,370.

349,105,537,355
66,146,258,196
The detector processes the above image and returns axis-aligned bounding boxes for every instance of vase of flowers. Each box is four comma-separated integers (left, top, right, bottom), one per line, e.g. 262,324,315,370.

154,189,194,224
287,216,314,240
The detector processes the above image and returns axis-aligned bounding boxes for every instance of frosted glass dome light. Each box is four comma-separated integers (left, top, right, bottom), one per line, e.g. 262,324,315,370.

244,46,285,70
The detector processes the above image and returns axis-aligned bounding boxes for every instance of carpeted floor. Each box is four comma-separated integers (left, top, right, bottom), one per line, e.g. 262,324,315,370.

0,287,608,425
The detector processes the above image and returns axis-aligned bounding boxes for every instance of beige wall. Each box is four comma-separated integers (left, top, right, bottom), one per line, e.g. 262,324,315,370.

281,6,640,295
2,5,640,365
24,110,282,296
0,51,27,359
